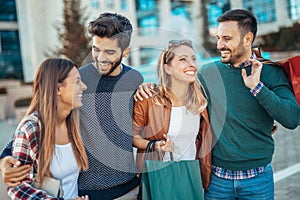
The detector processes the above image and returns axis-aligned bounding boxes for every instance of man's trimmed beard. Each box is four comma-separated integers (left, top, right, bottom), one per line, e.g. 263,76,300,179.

219,41,245,65
96,55,123,76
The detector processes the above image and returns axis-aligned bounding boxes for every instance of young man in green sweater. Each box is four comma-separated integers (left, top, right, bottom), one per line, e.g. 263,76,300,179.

199,9,300,199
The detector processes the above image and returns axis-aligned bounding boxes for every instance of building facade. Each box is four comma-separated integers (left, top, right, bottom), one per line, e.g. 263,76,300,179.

0,0,299,82
0,0,22,80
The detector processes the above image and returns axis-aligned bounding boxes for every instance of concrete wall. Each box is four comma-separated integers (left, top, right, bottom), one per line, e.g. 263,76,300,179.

0,80,32,119
16,0,63,83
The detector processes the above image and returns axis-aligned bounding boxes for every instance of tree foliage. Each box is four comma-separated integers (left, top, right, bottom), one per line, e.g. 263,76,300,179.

47,0,91,66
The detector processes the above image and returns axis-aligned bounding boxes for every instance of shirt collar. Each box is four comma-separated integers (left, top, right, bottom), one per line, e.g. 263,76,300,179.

227,52,257,69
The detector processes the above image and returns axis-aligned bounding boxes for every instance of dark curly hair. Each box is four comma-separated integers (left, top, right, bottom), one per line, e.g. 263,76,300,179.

88,12,133,51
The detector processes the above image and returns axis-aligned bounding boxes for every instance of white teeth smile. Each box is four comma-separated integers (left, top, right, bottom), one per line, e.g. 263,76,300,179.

185,71,196,75
98,63,111,70
78,94,82,97
221,51,230,57
100,63,110,66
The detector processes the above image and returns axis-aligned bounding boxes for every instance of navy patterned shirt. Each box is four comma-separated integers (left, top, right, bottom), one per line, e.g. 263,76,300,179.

78,63,143,193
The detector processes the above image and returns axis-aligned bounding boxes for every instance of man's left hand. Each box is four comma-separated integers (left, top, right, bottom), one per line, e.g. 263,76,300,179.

241,59,263,90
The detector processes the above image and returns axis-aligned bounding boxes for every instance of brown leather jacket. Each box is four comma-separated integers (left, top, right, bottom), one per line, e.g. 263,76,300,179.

133,97,212,189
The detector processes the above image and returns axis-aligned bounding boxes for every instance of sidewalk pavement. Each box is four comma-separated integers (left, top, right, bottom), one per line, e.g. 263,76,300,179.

0,119,299,199
0,118,16,150
273,123,300,200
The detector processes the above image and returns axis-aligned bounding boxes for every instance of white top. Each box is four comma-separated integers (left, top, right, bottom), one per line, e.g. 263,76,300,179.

50,143,80,199
164,106,200,161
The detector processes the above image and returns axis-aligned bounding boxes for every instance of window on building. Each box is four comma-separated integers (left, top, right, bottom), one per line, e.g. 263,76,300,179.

121,0,127,10
0,31,23,79
0,0,17,21
207,0,231,29
243,0,276,23
91,0,99,9
171,3,190,20
207,4,223,29
106,0,113,9
1,31,20,51
0,0,23,80
136,0,158,36
136,0,156,11
136,47,160,83
289,0,300,20
138,16,158,36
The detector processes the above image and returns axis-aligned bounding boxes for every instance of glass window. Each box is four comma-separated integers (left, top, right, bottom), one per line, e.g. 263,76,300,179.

106,0,113,9
0,0,17,21
207,4,223,29
135,47,160,83
0,31,23,79
136,0,158,36
242,0,276,23
121,0,127,10
136,0,156,11
207,0,231,29
138,16,158,36
1,31,20,51
91,0,99,9
289,0,300,20
171,5,190,19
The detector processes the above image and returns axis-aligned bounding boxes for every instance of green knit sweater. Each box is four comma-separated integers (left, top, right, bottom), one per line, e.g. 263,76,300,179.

199,61,300,170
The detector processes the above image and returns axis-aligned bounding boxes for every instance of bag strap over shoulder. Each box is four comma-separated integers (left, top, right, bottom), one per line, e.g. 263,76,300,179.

253,46,290,67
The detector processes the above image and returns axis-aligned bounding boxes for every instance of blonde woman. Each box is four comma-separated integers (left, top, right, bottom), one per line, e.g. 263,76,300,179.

132,40,212,190
7,58,89,199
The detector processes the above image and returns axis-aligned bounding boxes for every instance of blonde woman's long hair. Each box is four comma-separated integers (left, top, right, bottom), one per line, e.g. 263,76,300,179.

153,40,207,115
26,58,88,184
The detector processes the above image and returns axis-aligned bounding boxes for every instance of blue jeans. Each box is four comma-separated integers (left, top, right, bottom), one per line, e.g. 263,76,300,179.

78,176,140,200
205,164,274,200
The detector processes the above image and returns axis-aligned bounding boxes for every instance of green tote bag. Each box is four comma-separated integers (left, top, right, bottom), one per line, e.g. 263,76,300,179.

141,141,204,200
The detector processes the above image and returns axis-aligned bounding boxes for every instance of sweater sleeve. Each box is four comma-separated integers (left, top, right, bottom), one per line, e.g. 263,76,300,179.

0,140,13,159
255,65,300,129
7,120,59,200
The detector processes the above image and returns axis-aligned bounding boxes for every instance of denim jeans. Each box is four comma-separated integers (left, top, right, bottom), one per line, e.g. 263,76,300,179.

205,164,274,200
78,176,140,200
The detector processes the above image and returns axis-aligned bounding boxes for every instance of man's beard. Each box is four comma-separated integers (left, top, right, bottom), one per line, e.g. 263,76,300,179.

96,55,123,76
106,55,123,76
219,42,245,65
219,48,232,64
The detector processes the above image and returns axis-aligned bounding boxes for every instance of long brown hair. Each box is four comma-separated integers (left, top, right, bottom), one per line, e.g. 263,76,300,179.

153,40,207,115
26,58,88,184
